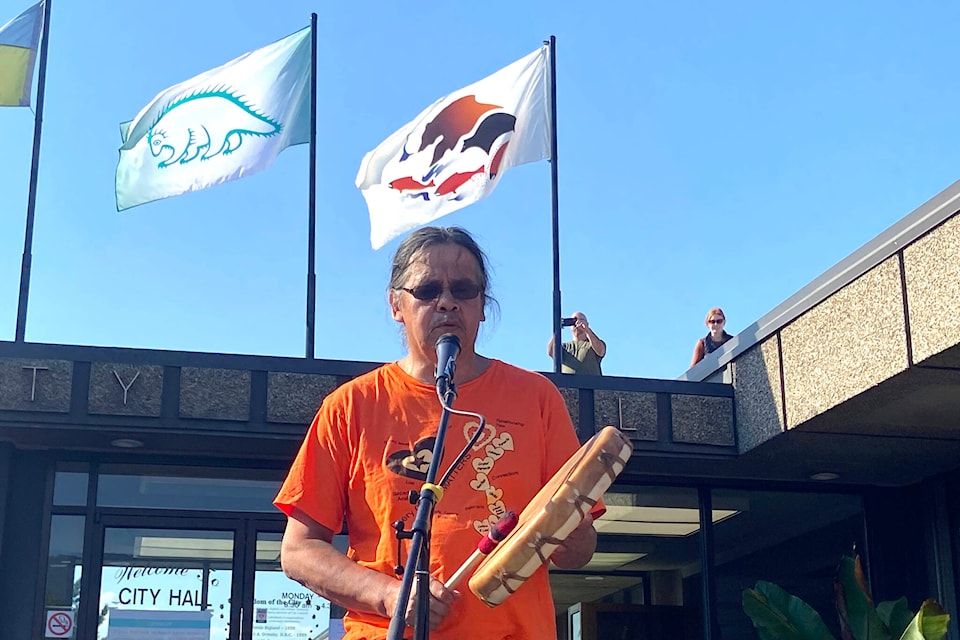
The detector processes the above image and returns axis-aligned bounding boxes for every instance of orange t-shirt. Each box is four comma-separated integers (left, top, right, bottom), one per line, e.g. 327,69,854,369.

275,360,603,640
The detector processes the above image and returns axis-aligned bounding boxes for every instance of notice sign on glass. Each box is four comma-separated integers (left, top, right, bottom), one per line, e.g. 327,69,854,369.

252,574,331,638
106,609,212,640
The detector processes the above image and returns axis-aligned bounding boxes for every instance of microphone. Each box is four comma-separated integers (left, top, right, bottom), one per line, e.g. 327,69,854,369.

435,333,461,390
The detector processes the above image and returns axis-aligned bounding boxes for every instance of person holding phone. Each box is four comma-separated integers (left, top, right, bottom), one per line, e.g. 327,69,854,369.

547,311,606,375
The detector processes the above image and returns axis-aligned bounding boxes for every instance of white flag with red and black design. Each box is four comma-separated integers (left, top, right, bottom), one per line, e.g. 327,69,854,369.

356,46,550,249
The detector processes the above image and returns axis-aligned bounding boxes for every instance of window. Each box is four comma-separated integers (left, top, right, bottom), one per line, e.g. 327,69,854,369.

97,465,282,512
44,516,85,637
711,489,864,638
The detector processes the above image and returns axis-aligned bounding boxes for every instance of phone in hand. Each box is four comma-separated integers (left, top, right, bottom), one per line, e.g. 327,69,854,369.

561,317,577,327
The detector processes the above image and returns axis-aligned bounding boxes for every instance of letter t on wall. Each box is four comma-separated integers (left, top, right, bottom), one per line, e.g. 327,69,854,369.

22,366,49,402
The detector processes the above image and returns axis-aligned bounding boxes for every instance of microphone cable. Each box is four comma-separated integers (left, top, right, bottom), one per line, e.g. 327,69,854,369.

436,387,487,488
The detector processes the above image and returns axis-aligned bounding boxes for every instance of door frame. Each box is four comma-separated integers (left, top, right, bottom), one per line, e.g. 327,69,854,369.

82,512,249,640
239,517,287,640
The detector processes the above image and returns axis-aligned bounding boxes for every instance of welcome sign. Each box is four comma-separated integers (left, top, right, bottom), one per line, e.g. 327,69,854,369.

99,565,330,639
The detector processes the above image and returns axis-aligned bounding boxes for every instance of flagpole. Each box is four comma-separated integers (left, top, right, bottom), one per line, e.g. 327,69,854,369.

14,0,51,343
305,12,318,359
546,35,563,373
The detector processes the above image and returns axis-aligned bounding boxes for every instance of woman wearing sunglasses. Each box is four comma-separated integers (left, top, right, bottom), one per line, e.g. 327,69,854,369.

275,226,601,640
691,307,732,367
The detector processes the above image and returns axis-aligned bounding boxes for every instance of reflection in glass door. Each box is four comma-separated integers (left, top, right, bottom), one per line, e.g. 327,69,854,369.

96,526,237,640
247,530,334,640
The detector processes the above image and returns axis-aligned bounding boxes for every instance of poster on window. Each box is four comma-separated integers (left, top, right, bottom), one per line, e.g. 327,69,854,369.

105,609,211,640
253,572,332,639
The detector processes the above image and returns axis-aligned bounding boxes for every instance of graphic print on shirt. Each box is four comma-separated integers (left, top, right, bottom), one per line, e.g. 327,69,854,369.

385,436,435,481
463,419,515,536
380,420,518,535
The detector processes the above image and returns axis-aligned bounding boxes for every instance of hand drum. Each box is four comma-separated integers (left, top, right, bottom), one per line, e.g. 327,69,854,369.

468,425,633,606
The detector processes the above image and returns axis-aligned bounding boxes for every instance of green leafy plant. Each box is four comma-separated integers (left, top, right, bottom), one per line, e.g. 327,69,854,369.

742,555,949,640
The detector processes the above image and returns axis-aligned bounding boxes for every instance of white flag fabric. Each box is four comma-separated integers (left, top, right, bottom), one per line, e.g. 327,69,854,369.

356,46,550,249
116,26,312,211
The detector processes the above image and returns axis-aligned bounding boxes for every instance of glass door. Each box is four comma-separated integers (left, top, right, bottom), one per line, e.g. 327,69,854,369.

241,522,336,640
86,515,244,640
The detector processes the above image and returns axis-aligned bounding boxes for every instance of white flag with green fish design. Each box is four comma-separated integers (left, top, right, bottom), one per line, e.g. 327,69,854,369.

115,26,311,211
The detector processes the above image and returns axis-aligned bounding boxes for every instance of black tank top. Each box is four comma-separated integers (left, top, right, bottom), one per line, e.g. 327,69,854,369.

704,331,731,354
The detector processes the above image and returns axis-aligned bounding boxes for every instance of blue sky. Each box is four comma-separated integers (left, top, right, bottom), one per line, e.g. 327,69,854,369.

2,0,960,380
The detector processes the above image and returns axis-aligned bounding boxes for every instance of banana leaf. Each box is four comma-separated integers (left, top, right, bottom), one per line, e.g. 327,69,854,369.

876,597,913,640
901,599,949,640
836,556,889,640
743,580,836,640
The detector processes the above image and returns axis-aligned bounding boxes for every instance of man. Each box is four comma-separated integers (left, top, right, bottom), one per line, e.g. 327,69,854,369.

275,227,600,640
547,311,607,375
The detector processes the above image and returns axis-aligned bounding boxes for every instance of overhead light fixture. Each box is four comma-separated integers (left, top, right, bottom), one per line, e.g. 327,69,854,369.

133,537,280,562
810,472,840,481
110,438,144,449
580,552,646,571
595,506,739,537
136,536,233,559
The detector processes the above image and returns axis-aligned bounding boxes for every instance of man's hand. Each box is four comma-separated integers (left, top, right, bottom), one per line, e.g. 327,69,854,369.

552,514,598,569
577,318,606,358
385,575,460,630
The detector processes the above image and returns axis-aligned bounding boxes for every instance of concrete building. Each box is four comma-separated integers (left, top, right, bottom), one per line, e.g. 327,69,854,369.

2,178,959,639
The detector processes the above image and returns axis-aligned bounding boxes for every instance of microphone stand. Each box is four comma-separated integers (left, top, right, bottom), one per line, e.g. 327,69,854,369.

386,373,458,640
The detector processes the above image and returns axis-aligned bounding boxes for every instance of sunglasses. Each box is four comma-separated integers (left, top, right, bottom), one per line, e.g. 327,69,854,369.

708,318,725,324
400,280,483,301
